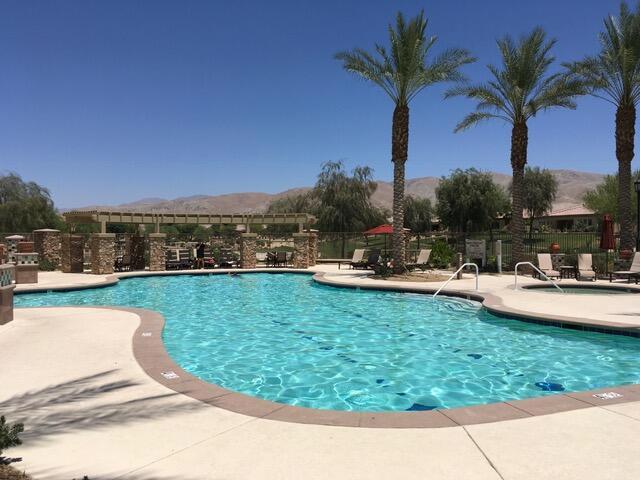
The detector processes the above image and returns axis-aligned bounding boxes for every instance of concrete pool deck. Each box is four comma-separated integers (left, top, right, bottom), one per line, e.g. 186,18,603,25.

4,267,640,478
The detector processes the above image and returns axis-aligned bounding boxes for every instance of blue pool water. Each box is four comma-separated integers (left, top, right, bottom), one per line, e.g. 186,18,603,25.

15,273,640,411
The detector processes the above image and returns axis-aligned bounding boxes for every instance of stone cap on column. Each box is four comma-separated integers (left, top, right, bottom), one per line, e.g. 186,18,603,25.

148,233,167,239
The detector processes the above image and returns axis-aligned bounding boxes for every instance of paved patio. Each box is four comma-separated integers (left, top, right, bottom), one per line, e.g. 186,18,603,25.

3,266,640,479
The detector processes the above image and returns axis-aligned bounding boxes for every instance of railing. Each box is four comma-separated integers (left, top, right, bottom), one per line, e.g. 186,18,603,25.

433,263,479,298
514,262,564,293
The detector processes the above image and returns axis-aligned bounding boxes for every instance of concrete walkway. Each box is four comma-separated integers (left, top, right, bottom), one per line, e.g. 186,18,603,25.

4,267,640,479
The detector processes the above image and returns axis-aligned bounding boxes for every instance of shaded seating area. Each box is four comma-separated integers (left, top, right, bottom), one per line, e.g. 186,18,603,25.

610,252,640,283
266,251,289,267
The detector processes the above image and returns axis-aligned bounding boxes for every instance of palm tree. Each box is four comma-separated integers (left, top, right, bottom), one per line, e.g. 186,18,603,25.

566,2,640,251
447,28,586,265
335,11,474,273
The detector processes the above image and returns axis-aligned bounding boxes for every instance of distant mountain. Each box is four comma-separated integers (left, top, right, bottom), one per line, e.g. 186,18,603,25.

70,170,606,214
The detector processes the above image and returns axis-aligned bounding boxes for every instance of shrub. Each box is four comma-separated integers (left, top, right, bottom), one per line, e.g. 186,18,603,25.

429,240,456,269
38,259,57,271
0,416,23,459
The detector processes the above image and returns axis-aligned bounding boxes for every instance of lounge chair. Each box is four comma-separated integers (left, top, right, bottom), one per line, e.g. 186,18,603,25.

202,247,216,269
609,252,640,283
165,248,181,270
177,248,192,269
407,249,432,271
577,254,596,281
275,251,288,267
338,249,365,270
217,249,238,268
536,253,561,280
352,249,380,270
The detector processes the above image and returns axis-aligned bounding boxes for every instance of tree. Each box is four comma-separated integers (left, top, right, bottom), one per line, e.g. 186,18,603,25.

0,415,23,458
566,3,640,250
403,195,432,232
335,11,474,273
447,28,586,265
584,170,640,222
436,168,510,233
0,173,62,232
267,161,387,232
516,166,558,238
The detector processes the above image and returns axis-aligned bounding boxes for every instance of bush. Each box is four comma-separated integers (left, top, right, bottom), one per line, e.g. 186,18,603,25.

429,240,456,269
0,415,23,459
38,259,57,271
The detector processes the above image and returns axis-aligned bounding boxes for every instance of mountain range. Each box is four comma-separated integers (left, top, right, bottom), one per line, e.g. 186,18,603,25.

72,169,606,214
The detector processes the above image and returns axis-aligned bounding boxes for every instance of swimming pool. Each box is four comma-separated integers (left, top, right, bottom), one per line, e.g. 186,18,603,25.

15,273,640,411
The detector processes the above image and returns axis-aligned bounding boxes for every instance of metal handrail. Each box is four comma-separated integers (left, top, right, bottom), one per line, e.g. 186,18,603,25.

433,263,479,298
514,262,564,293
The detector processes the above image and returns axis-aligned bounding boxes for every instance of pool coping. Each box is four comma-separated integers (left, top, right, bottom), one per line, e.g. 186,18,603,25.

13,271,640,428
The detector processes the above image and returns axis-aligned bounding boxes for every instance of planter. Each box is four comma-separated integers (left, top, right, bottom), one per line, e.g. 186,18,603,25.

550,242,561,254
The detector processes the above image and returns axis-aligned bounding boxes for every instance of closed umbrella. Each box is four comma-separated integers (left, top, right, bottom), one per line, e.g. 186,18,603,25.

600,214,615,275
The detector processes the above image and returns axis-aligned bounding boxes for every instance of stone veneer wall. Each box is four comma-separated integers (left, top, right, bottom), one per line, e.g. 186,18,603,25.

90,233,116,275
130,235,146,270
148,234,166,271
61,234,85,273
240,233,257,269
33,229,61,268
293,233,310,269
308,232,318,267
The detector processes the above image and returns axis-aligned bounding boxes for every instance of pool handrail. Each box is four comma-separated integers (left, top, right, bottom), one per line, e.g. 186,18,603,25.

514,261,564,293
433,263,479,298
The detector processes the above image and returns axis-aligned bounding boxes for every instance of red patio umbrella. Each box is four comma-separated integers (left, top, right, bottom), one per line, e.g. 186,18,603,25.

600,214,615,250
363,224,410,257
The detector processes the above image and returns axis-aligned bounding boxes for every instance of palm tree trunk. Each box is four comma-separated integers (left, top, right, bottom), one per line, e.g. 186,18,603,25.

392,104,409,273
510,121,528,266
616,104,635,251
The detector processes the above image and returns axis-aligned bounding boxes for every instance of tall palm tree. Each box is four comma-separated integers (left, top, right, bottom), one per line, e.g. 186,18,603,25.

335,11,474,273
566,2,640,251
447,28,586,265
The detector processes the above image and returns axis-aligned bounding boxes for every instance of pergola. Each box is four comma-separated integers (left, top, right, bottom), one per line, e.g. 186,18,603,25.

61,210,318,274
63,210,316,233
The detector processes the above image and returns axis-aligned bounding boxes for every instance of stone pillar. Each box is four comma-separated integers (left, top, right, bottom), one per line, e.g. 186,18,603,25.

307,231,318,267
14,253,38,284
5,235,24,263
90,233,116,275
61,234,85,273
240,233,257,269
0,264,15,325
293,233,310,269
130,235,146,270
33,229,61,268
148,233,166,271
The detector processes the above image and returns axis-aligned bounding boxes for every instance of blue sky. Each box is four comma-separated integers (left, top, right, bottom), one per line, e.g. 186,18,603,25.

0,0,628,207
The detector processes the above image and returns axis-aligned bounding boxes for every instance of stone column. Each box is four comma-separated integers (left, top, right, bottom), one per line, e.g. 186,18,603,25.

33,229,61,268
293,233,310,269
0,264,15,325
61,234,85,273
240,233,257,269
148,233,166,271
90,233,116,275
307,231,318,267
130,235,146,270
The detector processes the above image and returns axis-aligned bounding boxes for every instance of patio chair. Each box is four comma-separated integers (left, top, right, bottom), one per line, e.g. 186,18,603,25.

177,248,193,269
577,254,596,281
536,253,561,280
165,249,181,270
217,249,238,268
275,251,288,267
407,249,432,271
352,249,380,270
609,252,640,284
338,249,365,269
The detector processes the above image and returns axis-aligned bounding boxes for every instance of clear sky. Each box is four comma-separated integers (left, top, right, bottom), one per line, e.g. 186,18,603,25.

0,0,629,208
